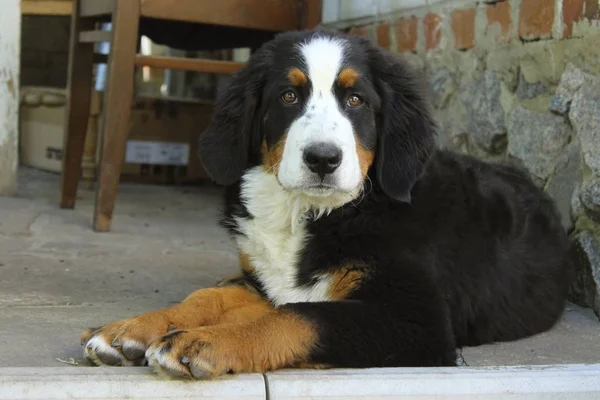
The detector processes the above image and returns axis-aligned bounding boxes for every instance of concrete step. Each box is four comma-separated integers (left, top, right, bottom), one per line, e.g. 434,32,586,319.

2,364,600,399
266,364,600,399
0,367,265,400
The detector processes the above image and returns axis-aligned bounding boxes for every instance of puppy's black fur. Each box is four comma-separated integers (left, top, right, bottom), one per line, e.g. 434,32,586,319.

199,30,571,368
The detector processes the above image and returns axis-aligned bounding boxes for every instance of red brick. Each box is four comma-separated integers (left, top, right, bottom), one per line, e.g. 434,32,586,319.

376,23,391,48
563,0,584,38
349,25,369,38
585,0,598,20
451,8,476,50
486,1,512,44
423,13,442,51
395,16,418,52
518,0,555,40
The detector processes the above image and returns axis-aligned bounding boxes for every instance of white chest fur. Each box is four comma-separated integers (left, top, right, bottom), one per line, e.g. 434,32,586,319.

234,167,335,306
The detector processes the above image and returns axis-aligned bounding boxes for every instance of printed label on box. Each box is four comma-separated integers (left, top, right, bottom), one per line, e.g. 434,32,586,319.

125,140,190,166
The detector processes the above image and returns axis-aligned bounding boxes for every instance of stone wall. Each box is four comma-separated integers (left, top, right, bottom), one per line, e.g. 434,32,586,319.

337,0,600,318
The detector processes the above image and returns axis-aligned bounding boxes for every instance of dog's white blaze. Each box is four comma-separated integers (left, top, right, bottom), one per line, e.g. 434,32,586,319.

277,36,362,197
301,36,344,95
235,167,336,306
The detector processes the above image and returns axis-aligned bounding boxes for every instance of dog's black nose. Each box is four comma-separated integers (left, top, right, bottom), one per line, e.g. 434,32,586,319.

303,143,342,180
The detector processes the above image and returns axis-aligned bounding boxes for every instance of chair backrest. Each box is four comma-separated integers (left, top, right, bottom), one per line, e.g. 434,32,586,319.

140,0,319,32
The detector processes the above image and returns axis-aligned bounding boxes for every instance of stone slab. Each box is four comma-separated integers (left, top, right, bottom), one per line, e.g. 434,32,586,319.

0,367,266,400
266,364,600,399
461,303,600,366
1,168,599,371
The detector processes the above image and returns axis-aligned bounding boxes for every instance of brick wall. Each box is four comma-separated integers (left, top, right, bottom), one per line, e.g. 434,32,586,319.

348,0,598,52
343,0,600,319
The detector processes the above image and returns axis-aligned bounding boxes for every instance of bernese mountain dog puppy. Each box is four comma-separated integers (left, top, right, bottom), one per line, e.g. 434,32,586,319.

80,30,571,379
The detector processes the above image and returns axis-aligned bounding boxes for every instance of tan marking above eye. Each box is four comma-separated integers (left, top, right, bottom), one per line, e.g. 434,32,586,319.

347,94,363,108
287,67,307,86
337,67,360,88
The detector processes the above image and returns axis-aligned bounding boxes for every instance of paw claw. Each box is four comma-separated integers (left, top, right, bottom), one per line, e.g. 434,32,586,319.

162,364,190,378
190,364,212,380
144,329,235,380
122,344,146,361
79,322,154,367
79,314,172,367
96,351,122,366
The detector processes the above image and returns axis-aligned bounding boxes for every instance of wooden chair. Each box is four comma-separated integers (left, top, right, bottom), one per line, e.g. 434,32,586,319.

60,0,321,232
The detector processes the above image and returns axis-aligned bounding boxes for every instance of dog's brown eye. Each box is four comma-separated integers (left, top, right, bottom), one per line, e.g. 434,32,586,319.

347,94,363,108
282,90,298,104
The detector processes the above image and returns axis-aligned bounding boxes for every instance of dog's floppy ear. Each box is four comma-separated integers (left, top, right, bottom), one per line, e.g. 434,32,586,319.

198,46,273,185
368,43,437,203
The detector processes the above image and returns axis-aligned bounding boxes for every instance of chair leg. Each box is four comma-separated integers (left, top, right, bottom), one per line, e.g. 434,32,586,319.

93,1,140,232
60,0,95,209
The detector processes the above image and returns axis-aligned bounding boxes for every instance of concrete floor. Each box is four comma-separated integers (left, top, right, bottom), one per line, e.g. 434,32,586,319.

1,167,599,368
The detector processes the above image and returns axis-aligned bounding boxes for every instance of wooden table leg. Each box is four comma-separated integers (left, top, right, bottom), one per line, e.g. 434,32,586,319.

93,0,140,232
60,0,95,209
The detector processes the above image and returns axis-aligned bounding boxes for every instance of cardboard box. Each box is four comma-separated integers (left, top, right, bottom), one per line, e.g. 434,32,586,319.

119,97,213,184
19,87,214,185
19,87,68,173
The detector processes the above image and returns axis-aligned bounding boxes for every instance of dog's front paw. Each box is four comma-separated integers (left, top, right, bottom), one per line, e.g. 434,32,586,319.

81,312,175,366
145,328,245,380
